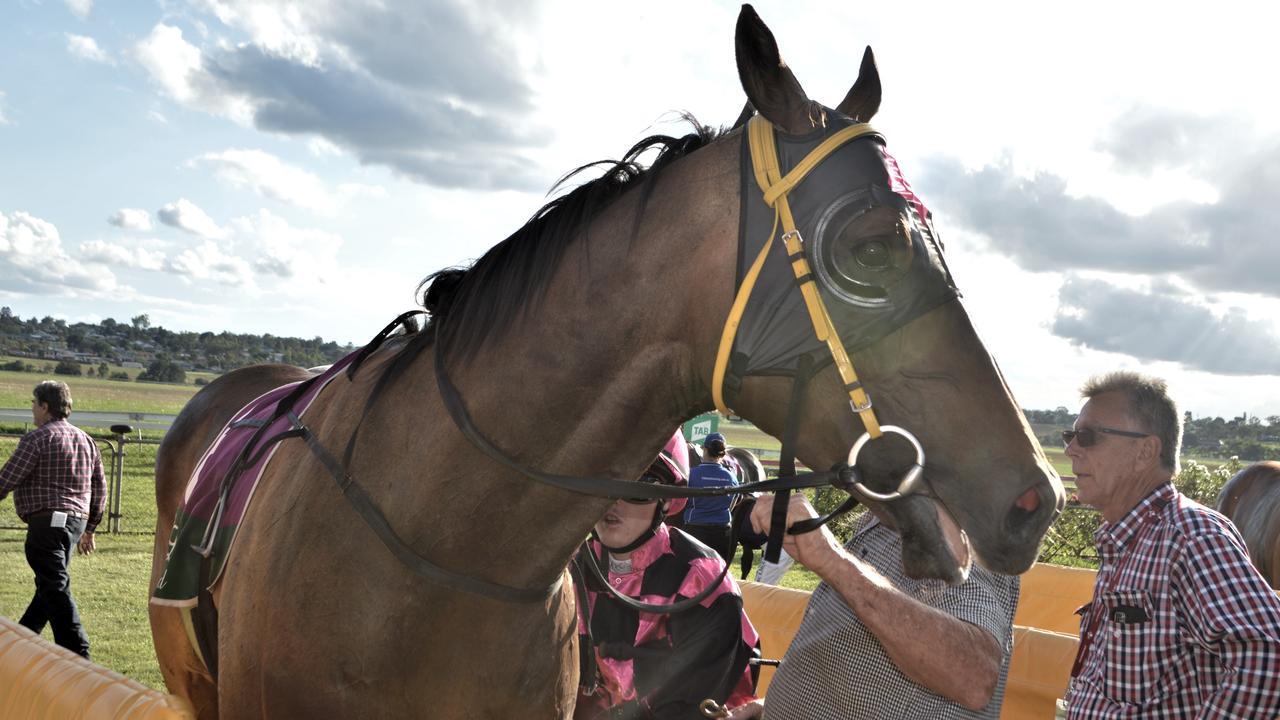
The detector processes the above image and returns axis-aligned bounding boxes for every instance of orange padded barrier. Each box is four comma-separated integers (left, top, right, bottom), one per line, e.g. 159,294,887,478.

1013,563,1096,635
0,616,194,720
738,581,810,695
1001,625,1078,720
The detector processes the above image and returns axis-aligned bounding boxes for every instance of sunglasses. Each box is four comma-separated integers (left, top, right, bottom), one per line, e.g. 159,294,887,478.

1062,426,1150,448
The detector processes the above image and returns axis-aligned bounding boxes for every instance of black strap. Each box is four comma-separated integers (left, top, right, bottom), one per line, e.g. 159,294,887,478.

291,412,561,604
790,490,860,535
194,554,220,680
568,557,601,696
766,355,813,563
576,537,731,615
435,347,845,501
346,310,427,380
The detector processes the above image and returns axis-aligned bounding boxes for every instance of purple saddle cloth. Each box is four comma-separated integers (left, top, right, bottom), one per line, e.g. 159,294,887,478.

151,351,357,606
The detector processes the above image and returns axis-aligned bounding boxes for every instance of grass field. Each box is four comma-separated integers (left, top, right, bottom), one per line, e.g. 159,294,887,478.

0,369,200,414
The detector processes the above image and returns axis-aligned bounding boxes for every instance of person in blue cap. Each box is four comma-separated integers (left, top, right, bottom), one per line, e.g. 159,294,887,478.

682,432,739,563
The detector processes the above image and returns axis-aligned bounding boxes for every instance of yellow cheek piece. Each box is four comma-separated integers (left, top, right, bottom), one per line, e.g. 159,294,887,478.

711,116,883,439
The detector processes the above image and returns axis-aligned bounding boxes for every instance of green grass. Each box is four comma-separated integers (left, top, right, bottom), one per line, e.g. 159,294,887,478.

1044,447,1073,477
0,532,162,688
0,369,199,414
718,420,781,453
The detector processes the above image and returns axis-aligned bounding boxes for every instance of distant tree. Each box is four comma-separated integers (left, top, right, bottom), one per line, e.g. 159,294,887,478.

97,361,109,378
54,359,83,376
85,367,95,377
138,355,185,384
109,371,130,381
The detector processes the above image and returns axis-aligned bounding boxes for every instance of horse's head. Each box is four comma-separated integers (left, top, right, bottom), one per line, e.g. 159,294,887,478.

722,5,1064,582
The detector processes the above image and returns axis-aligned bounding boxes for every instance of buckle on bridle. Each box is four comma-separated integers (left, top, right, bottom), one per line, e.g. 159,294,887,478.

843,425,926,502
849,394,873,413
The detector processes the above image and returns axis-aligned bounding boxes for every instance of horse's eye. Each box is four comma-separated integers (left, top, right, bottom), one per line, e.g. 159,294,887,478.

854,240,891,269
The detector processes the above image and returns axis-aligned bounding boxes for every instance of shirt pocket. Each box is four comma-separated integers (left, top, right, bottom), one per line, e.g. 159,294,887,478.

1098,589,1177,705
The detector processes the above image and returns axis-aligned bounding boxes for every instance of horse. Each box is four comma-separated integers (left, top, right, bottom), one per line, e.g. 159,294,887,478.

1217,461,1280,589
148,6,1064,718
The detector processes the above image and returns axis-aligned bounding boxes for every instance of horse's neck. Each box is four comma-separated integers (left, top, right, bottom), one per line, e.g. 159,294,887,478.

416,135,743,587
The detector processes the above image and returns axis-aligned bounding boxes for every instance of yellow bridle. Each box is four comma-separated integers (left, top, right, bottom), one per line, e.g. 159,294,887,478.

712,116,884,439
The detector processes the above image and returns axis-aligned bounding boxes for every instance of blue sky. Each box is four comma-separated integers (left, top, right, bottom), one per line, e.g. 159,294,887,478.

3,0,1280,419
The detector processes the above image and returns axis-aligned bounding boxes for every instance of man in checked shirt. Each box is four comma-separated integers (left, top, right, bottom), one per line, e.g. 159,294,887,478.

0,380,105,659
1064,371,1280,718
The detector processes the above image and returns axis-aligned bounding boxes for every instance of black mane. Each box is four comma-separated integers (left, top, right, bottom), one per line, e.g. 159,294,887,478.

417,115,724,361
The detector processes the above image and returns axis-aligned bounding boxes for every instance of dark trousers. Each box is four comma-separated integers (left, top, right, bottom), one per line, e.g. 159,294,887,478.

683,523,734,565
20,515,90,659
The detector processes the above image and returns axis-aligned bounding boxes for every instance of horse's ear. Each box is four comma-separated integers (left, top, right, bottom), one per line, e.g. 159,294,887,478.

836,46,881,122
731,101,754,130
735,4,817,135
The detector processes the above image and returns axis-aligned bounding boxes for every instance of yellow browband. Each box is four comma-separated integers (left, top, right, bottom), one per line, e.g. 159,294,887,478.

711,116,883,438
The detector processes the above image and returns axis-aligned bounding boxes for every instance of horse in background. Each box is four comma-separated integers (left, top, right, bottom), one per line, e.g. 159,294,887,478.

1217,461,1280,589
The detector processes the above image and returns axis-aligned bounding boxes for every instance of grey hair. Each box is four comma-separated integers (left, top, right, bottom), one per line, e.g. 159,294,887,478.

1081,371,1181,474
33,380,73,420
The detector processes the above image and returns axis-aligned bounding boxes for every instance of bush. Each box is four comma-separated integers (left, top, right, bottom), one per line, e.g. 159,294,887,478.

137,356,186,384
1,359,30,372
54,359,83,376
194,377,208,386
109,371,131,381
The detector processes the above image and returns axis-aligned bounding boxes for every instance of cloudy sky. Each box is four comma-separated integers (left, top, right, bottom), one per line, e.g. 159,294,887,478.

3,0,1280,419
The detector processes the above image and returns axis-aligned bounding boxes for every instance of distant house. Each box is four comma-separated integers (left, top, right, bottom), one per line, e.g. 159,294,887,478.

120,361,143,369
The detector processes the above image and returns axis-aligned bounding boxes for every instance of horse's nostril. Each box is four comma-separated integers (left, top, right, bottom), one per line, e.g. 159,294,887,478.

1013,486,1040,513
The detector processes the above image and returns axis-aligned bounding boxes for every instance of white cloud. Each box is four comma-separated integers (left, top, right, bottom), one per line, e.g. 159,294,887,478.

65,0,92,20
0,211,116,293
307,136,342,157
79,239,166,271
200,0,324,66
0,91,9,125
191,149,332,211
165,240,254,287
157,198,227,239
147,109,168,124
130,5,548,190
66,34,109,63
132,24,253,124
231,209,341,280
107,208,153,231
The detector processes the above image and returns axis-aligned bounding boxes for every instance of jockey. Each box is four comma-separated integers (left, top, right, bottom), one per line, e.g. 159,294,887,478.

574,428,759,720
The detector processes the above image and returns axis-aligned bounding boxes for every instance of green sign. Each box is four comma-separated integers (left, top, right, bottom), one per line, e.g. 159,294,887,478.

682,413,720,443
